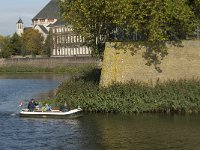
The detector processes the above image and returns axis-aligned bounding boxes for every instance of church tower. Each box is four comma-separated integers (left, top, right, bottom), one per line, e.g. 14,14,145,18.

16,18,24,36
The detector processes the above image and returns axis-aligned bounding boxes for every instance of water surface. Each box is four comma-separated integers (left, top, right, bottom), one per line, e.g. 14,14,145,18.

0,74,200,150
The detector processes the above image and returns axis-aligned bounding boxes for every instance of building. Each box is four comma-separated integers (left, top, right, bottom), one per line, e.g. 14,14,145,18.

16,0,91,57
16,18,32,36
16,0,58,38
16,18,24,36
49,20,92,57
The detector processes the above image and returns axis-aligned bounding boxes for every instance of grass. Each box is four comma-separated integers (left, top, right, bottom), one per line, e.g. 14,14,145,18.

0,64,98,75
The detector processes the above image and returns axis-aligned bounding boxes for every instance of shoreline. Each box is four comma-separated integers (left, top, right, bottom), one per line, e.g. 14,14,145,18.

1,66,199,114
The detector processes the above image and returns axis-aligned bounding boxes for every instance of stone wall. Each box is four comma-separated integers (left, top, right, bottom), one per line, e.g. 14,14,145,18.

100,40,200,86
0,57,100,68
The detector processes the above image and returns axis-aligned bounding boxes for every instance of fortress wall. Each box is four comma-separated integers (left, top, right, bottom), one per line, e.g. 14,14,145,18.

100,40,200,86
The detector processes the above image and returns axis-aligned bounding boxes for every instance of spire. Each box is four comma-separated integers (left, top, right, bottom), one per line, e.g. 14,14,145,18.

17,18,23,24
16,18,24,36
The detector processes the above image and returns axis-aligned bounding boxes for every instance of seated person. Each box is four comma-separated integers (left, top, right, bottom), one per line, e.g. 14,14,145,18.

28,99,37,112
42,103,52,112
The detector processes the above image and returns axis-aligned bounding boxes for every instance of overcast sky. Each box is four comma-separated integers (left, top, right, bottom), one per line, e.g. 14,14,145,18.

0,0,50,36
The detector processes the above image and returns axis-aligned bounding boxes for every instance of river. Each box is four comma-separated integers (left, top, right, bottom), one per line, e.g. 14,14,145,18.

0,74,200,150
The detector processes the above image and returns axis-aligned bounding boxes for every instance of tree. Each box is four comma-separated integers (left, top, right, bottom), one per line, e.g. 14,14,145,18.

9,33,23,55
0,35,4,54
188,0,200,19
60,0,112,56
43,34,52,57
59,0,199,70
21,28,44,57
0,36,12,58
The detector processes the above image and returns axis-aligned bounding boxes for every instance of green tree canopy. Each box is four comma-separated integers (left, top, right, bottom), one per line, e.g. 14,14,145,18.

59,0,200,70
43,34,52,57
0,36,12,58
9,33,23,55
21,28,44,56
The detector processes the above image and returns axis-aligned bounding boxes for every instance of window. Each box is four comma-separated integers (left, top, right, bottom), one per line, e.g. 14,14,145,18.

73,48,76,55
71,36,73,43
74,36,76,43
76,36,79,43
68,48,70,56
80,36,82,42
48,19,54,22
71,48,73,55
40,19,45,23
82,47,85,54
67,36,70,43
80,47,82,54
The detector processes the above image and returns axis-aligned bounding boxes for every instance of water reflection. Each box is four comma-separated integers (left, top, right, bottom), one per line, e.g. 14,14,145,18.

80,113,200,150
1,110,200,149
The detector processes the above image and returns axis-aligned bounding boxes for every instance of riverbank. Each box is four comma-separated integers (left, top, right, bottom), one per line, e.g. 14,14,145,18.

0,57,100,74
53,69,200,114
0,64,98,75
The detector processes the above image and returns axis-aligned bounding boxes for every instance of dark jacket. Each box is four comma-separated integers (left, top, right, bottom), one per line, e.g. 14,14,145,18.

28,101,36,111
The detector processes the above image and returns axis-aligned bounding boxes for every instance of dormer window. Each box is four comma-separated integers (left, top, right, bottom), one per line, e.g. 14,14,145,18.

40,19,45,23
34,19,38,24
48,19,54,22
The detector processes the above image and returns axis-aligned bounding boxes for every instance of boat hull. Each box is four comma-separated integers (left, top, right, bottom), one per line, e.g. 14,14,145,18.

19,108,83,119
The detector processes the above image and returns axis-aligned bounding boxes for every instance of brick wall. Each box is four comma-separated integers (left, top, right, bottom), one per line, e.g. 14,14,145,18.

100,40,200,86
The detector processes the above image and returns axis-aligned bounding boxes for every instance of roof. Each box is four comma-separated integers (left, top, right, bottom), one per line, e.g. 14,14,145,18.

37,25,49,34
17,18,23,24
32,0,60,20
24,27,32,31
47,19,67,27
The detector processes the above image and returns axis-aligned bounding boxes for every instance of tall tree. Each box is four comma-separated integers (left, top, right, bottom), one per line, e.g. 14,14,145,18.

43,34,52,57
60,0,110,56
0,36,12,58
59,0,199,70
9,33,23,55
21,28,44,57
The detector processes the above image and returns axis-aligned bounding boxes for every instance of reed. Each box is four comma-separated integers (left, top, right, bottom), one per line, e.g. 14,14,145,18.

55,72,200,114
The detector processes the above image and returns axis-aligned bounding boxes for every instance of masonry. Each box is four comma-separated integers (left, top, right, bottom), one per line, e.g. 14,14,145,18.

100,40,200,87
0,57,100,68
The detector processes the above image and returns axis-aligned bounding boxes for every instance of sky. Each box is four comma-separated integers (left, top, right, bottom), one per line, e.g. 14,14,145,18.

0,0,50,36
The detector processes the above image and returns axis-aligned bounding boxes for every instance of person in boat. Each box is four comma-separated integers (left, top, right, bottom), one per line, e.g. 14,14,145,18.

27,99,37,112
42,103,52,112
